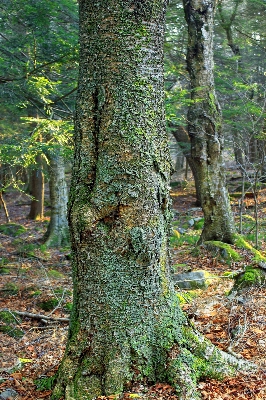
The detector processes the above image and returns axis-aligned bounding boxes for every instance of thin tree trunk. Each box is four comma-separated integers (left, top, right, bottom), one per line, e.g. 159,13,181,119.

0,191,10,223
28,154,44,220
171,125,201,205
43,150,69,247
183,0,235,243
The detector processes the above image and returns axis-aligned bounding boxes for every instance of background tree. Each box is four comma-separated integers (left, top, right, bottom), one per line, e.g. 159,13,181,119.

53,2,249,399
183,0,235,243
0,0,77,240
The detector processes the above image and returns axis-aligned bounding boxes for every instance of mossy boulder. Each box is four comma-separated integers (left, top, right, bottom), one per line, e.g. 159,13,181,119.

234,235,266,262
172,270,217,289
204,241,242,262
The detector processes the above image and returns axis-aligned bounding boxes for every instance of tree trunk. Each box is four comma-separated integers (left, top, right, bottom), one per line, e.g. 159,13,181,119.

183,0,235,243
53,2,250,399
27,154,44,220
170,125,201,205
43,150,69,247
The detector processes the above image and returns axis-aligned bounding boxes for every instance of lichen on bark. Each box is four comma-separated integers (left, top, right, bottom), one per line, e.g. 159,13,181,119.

183,0,235,244
52,1,253,399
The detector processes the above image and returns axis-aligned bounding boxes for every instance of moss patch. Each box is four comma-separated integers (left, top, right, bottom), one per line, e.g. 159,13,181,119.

38,298,59,311
0,223,27,237
47,269,65,279
0,310,20,324
234,266,265,289
234,234,266,262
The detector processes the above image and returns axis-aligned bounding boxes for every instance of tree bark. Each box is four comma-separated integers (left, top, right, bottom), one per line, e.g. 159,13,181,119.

53,2,250,399
27,154,44,220
43,150,69,247
183,0,235,243
170,125,201,205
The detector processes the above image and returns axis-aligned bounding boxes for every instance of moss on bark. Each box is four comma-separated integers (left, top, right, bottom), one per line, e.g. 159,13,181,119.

183,0,235,244
53,1,253,399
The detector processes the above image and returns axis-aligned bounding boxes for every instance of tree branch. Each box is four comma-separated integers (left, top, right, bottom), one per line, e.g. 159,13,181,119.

0,309,69,323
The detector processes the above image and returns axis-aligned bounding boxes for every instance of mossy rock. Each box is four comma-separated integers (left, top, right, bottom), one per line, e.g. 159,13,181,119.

204,241,242,262
234,235,266,262
172,270,217,289
233,266,266,289
0,223,27,237
38,298,59,311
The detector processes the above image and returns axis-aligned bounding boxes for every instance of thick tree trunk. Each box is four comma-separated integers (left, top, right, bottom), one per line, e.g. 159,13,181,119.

27,154,44,220
43,150,69,247
183,0,235,243
53,2,250,399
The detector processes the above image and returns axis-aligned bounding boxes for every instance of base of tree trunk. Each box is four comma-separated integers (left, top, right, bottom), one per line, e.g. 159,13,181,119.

52,304,254,400
43,228,69,248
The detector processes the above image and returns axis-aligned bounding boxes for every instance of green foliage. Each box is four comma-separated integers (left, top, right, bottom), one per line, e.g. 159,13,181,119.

176,291,198,305
0,0,77,188
0,325,24,338
64,302,73,312
0,310,23,338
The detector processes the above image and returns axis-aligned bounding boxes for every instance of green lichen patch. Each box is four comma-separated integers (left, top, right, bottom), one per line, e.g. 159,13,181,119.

0,223,27,237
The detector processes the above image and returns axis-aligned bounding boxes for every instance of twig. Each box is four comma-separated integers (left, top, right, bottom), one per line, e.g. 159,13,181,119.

0,309,69,322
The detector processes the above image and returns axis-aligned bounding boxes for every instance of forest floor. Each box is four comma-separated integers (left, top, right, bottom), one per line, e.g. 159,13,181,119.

0,181,265,400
